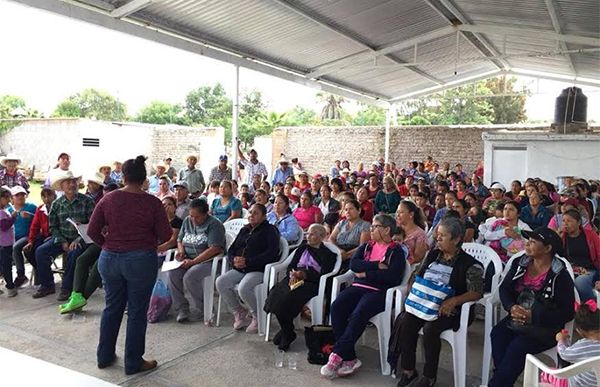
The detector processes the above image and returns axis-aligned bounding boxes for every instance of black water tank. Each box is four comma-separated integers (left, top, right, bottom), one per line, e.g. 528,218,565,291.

553,87,587,125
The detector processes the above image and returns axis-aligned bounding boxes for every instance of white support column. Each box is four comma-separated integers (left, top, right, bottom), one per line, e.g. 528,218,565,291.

232,65,240,180
384,104,394,163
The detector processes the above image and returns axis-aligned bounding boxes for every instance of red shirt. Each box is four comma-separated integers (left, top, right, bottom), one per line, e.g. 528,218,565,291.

293,205,323,230
88,190,172,252
28,205,50,243
360,200,374,223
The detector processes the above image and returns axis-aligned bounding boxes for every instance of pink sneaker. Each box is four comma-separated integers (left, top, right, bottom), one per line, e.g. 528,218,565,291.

245,315,258,334
337,358,362,377
233,308,251,330
320,352,343,378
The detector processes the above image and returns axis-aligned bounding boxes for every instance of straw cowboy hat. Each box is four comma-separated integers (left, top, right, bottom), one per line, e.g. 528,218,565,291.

155,160,168,170
87,172,106,187
278,156,289,164
51,170,82,191
0,153,22,167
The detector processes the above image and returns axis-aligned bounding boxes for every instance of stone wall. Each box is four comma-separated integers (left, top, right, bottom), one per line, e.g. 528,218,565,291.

272,125,556,175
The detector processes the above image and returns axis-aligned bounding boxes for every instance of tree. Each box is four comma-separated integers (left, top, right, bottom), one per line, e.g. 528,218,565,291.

485,76,527,124
280,105,318,126
352,104,386,126
184,83,232,127
135,101,189,125
435,82,495,125
238,90,270,146
53,88,127,121
0,95,40,132
317,93,345,120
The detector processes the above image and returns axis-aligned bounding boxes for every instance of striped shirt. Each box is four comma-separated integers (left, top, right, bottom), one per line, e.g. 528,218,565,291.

557,338,600,387
240,159,268,185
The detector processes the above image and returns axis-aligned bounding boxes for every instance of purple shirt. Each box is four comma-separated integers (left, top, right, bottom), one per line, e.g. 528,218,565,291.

296,249,322,274
0,209,15,247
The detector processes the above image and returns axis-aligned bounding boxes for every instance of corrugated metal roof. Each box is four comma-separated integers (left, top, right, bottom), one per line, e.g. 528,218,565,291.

15,0,600,104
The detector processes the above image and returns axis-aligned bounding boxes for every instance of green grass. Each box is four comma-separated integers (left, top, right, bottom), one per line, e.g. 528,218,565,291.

28,181,42,205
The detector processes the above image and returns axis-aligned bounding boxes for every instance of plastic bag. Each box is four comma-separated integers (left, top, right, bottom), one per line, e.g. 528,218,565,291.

147,278,172,323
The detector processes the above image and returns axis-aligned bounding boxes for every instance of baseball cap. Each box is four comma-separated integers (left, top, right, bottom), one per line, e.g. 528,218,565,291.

219,155,228,161
521,227,563,256
173,181,189,190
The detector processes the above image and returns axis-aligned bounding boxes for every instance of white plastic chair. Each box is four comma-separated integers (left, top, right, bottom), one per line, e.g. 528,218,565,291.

461,242,503,386
242,208,249,219
483,251,580,383
215,237,289,336
595,289,600,304
523,354,600,387
331,263,411,376
201,232,234,324
264,242,342,342
223,218,248,236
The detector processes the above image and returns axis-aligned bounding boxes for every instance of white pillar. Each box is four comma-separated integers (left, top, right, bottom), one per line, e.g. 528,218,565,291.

231,65,240,179
384,104,395,162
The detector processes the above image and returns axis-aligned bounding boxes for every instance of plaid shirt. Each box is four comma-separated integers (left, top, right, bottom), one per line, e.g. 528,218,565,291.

0,169,30,190
49,193,95,244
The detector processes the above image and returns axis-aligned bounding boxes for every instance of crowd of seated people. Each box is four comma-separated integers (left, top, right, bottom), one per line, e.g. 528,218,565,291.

1,149,599,386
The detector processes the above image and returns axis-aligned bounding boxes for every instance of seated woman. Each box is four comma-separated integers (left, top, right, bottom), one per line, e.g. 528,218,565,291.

389,217,484,387
356,186,374,223
316,184,341,218
320,215,406,378
374,176,402,215
395,200,429,264
484,200,532,263
451,199,478,242
293,191,323,230
215,204,280,334
561,208,600,301
548,198,592,232
330,178,345,201
168,199,225,324
520,190,552,230
415,192,435,228
329,199,371,267
211,180,242,223
267,194,303,246
155,175,175,200
488,227,575,387
265,224,337,351
367,174,380,201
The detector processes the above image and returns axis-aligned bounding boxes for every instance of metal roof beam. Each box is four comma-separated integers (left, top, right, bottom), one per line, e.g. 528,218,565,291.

544,0,577,77
506,69,600,88
307,26,456,78
272,0,444,85
424,0,509,71
11,0,390,107
458,24,600,47
110,0,155,19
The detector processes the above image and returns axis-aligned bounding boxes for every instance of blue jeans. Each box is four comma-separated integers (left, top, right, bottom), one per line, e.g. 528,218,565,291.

97,249,158,374
574,270,598,302
0,245,14,289
330,286,386,360
488,317,555,387
34,239,84,290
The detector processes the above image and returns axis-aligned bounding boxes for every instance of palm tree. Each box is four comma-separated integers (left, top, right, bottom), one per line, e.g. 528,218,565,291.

317,93,345,120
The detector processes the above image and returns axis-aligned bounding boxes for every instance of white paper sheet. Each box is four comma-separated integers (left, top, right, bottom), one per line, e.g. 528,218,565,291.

161,259,183,272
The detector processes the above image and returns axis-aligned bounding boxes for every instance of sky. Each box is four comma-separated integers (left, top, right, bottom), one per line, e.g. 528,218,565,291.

0,0,599,122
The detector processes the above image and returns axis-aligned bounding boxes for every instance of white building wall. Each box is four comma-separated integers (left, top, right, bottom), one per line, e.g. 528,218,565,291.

483,131,600,187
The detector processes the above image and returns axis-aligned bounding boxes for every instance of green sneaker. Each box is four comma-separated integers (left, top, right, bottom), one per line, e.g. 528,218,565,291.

60,292,87,314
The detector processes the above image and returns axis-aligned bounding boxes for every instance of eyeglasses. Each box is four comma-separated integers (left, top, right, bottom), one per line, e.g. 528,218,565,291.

370,224,385,231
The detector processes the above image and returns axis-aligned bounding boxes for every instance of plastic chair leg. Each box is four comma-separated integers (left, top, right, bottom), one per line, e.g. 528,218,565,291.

203,276,214,324
377,319,391,375
481,304,493,386
216,295,222,327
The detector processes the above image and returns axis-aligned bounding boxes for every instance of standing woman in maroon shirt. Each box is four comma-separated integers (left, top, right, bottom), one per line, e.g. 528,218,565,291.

88,156,171,375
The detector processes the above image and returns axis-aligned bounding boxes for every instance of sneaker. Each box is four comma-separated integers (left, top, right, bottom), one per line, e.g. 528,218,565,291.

336,358,362,377
396,370,419,387
60,292,87,314
13,276,29,288
320,352,343,378
6,287,17,297
32,287,55,299
245,315,259,334
57,289,71,302
413,376,436,387
176,310,190,323
232,308,251,330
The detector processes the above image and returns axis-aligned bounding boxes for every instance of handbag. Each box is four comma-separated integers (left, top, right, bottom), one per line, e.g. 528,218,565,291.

263,279,290,314
304,325,335,365
405,275,454,321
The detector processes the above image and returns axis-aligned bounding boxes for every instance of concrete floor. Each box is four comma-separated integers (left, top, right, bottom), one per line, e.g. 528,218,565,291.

1,272,494,387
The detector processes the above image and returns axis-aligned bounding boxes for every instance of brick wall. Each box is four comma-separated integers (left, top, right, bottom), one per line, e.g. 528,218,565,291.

272,125,556,175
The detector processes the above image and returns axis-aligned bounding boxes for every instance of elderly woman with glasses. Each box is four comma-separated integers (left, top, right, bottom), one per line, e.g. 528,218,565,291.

320,214,407,379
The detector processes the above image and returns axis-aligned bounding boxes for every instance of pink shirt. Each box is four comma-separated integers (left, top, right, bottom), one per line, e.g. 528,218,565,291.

293,206,322,230
368,242,392,262
403,228,429,264
516,269,549,292
88,190,172,252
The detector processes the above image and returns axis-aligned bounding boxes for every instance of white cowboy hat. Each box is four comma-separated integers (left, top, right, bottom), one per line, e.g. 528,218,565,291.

87,172,106,187
278,156,289,164
155,160,168,169
0,153,21,166
51,170,82,191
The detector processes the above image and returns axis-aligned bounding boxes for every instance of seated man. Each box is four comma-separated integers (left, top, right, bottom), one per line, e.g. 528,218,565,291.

23,188,56,285
168,199,225,324
32,171,95,300
174,182,191,219
148,161,170,195
215,204,280,334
